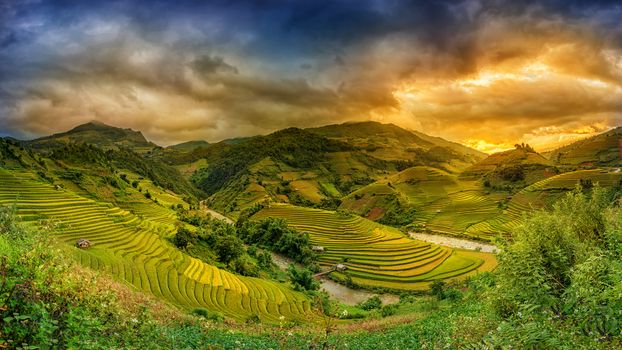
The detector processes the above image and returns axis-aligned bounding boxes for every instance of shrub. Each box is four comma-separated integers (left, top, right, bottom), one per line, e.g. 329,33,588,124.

359,295,382,311
191,308,224,322
381,304,397,317
493,185,622,338
287,265,319,292
246,314,261,324
173,228,194,249
238,218,317,266
430,280,446,300
191,307,210,318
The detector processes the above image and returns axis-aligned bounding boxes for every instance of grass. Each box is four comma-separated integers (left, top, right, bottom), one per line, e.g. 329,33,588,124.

252,204,496,290
0,169,314,323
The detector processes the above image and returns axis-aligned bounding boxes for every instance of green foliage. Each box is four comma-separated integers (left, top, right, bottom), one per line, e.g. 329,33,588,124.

256,250,274,270
498,165,525,182
430,280,447,299
358,295,382,311
492,185,622,341
49,143,198,198
429,280,462,301
235,202,266,228
214,234,245,265
286,265,319,292
58,169,84,183
191,308,224,322
238,218,318,267
192,128,352,195
378,204,417,227
380,304,397,317
173,227,194,249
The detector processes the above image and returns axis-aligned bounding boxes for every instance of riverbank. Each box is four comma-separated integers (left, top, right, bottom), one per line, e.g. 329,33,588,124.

408,231,498,253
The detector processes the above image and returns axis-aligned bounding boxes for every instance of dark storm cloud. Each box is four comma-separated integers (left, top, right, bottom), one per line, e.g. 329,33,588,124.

0,0,621,148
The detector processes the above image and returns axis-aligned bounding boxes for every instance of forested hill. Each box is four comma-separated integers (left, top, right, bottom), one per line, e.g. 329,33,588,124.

191,127,352,195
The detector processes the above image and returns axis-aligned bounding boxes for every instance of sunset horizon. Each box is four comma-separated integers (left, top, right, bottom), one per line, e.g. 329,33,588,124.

2,1,621,152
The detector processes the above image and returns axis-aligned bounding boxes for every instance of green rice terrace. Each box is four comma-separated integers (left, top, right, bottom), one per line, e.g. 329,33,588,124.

0,169,314,323
341,165,622,241
253,204,497,290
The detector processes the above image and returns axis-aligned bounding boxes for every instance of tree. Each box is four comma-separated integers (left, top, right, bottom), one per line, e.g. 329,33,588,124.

215,236,244,265
173,228,193,249
287,264,319,291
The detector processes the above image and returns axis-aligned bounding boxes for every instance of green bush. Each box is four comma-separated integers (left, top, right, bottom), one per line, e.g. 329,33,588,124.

191,308,224,322
492,185,622,341
380,304,397,317
238,218,317,267
286,265,319,292
359,295,382,311
173,227,194,249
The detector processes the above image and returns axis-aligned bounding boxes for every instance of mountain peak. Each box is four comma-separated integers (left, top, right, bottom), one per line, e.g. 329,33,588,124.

28,122,155,151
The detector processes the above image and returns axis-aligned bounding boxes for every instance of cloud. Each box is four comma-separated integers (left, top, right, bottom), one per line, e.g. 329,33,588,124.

0,0,621,150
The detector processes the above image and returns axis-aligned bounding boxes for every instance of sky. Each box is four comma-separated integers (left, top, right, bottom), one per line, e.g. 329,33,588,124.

0,0,621,152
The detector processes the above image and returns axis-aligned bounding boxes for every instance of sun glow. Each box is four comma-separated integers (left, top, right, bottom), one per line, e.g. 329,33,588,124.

463,139,515,154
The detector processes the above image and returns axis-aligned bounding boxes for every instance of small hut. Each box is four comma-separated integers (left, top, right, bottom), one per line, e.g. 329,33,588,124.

335,264,347,272
311,246,325,253
75,239,92,249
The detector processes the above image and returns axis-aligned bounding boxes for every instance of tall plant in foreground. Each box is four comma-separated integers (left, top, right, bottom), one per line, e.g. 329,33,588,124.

493,185,622,339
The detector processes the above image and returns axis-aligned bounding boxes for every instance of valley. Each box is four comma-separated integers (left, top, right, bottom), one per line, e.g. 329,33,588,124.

1,120,621,348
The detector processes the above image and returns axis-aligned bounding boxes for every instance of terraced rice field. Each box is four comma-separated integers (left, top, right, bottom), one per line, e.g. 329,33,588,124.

253,204,496,290
0,169,313,323
344,167,505,240
465,169,622,238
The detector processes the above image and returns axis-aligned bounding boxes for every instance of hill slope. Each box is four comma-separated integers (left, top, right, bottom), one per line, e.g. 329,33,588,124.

169,140,210,151
546,127,622,166
0,169,313,322
309,121,486,171
27,121,157,152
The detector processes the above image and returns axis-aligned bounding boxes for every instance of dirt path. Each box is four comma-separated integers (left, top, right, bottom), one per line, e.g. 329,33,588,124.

408,231,498,253
199,203,234,224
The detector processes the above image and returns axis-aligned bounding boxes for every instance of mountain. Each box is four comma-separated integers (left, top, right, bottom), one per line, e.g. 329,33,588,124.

460,145,555,188
546,127,622,167
308,121,486,172
168,140,210,152
193,128,350,194
410,130,486,160
187,121,490,217
27,121,157,152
